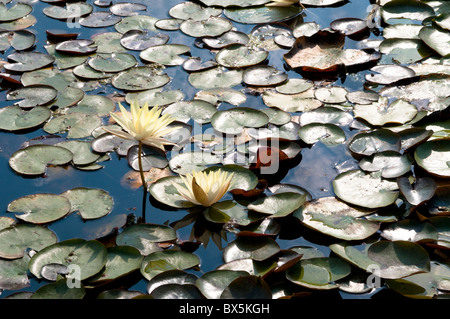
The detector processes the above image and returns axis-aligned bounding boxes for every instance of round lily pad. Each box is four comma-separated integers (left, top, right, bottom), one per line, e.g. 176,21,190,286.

348,129,401,157
294,197,379,240
7,193,71,224
196,270,249,299
0,3,32,22
365,64,416,85
120,29,169,51
162,100,217,124
31,279,86,299
220,275,272,299
91,32,127,54
0,29,36,51
275,78,313,95
43,2,93,20
197,0,270,7
61,187,113,220
79,11,121,28
332,169,399,209
415,139,450,178
110,3,146,16
0,254,30,291
140,250,200,281
140,44,190,66
127,144,168,171
154,18,183,31
44,113,102,138
149,176,196,209
419,26,450,57
126,89,185,107
29,239,108,280
381,219,438,243
359,151,413,179
298,106,353,126
182,57,217,72
223,237,280,263
0,105,51,131
262,90,322,113
0,224,57,259
330,17,368,37
111,66,170,91
180,16,232,38
247,192,306,218
298,123,346,146
7,85,58,108
114,15,158,34
224,5,302,24
216,44,268,69
379,38,433,64
88,53,137,73
9,144,73,176
188,67,243,90
168,151,222,176
243,65,288,87
73,63,111,80
4,52,55,72
380,0,435,22
314,86,348,104
169,2,222,21
147,270,198,295
397,176,437,206
202,30,249,49
211,107,270,135
0,15,37,32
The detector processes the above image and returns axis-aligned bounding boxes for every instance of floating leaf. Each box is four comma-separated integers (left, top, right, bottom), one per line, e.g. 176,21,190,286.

248,192,306,218
381,220,438,243
127,145,168,171
9,145,73,176
0,106,51,131
120,29,169,51
365,64,416,85
414,139,450,178
126,89,185,107
348,129,401,157
397,176,437,206
169,2,222,21
7,193,71,224
224,5,301,24
0,224,57,259
140,44,190,66
243,65,288,87
31,279,85,299
188,67,243,90
79,12,121,28
216,44,268,69
0,255,30,291
332,169,399,209
149,176,196,209
168,151,222,176
29,239,108,280
111,66,170,91
380,0,435,22
110,3,146,16
43,113,102,138
196,270,249,299
197,0,270,7
262,90,322,113
419,26,450,57
379,39,433,64
0,3,32,22
298,123,346,146
211,107,270,135
202,31,249,49
61,188,114,220
4,52,55,72
163,100,217,124
140,250,200,281
359,151,413,178
88,53,137,73
223,237,280,263
220,275,272,299
43,2,93,20
180,16,232,37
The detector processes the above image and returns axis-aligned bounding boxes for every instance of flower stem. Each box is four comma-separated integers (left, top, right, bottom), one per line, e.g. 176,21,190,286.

138,141,147,222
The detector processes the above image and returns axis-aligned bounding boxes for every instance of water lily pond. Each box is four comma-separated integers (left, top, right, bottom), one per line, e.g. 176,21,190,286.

0,0,450,300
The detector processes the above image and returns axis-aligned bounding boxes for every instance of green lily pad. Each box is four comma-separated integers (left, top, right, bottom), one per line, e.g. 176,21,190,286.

298,123,346,146
0,217,15,232
397,176,437,206
197,0,270,7
110,3,146,16
126,89,185,107
116,223,177,256
196,270,249,299
435,12,450,31
4,52,55,72
0,3,32,22
0,224,57,259
211,107,270,135
386,261,450,299
415,139,450,178
147,270,198,295
379,38,434,64
140,44,190,66
314,86,348,104
66,94,115,117
149,176,196,209
367,240,430,279
247,192,306,218
188,67,243,90
43,113,102,138
9,144,73,176
154,18,183,31
243,65,288,87
275,78,314,95
180,16,232,38
223,237,280,263
45,44,88,70
294,196,379,240
114,15,158,34
88,246,143,283
127,145,168,171
262,90,322,113
216,44,268,68
353,97,418,126
419,26,450,57
43,2,93,20
60,188,114,220
380,0,435,22
120,29,169,51
348,129,401,157
381,219,438,243
111,66,170,91
56,141,101,166
79,11,121,28
359,151,413,179
140,250,200,281
332,169,399,209
426,186,450,216
169,2,222,21
162,100,217,124
0,254,30,291
194,88,246,106
7,193,71,224
298,106,353,126
286,257,351,290
0,106,51,131
29,239,108,280
31,279,85,299
220,275,272,299
91,32,127,54
168,151,222,176
365,64,416,85
300,0,346,5
224,5,301,24
0,15,36,32
88,53,137,73
0,30,35,51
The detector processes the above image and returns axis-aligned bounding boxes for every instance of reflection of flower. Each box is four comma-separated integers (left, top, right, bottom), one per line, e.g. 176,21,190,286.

174,170,235,207
266,0,299,6
105,100,178,151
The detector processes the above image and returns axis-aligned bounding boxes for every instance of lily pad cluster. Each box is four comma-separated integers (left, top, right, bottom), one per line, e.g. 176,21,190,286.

0,0,450,300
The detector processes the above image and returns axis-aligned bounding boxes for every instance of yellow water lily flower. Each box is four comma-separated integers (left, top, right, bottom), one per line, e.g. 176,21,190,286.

105,100,178,151
266,0,299,7
174,170,235,207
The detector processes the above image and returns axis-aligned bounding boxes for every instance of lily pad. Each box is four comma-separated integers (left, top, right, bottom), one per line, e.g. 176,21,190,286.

359,151,413,178
126,89,185,107
365,64,416,85
168,151,222,176
4,52,55,72
0,224,57,259
286,257,351,290
0,30,35,51
88,53,137,72
196,270,249,299
294,197,380,240
380,0,435,22
379,39,434,64
224,5,301,24
61,188,113,220
149,176,196,209
298,106,353,126
111,66,170,91
248,192,306,218
120,30,169,51
7,193,71,224
180,16,232,38
110,3,146,16
114,15,158,34
202,31,249,49
79,11,121,28
116,224,177,256
419,26,450,57
243,65,288,87
169,2,222,21
9,144,73,176
223,237,280,263
188,67,243,90
332,169,399,209
43,2,93,20
29,239,108,280
381,220,438,243
298,123,346,146
140,44,190,66
0,254,30,291
31,279,86,299
43,113,102,138
414,139,450,178
140,250,200,281
348,129,401,157
262,90,322,113
397,176,437,206
216,44,268,68
162,100,217,124
0,3,32,22
220,275,272,299
147,270,198,295
0,105,51,131
211,107,270,135
197,0,270,7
